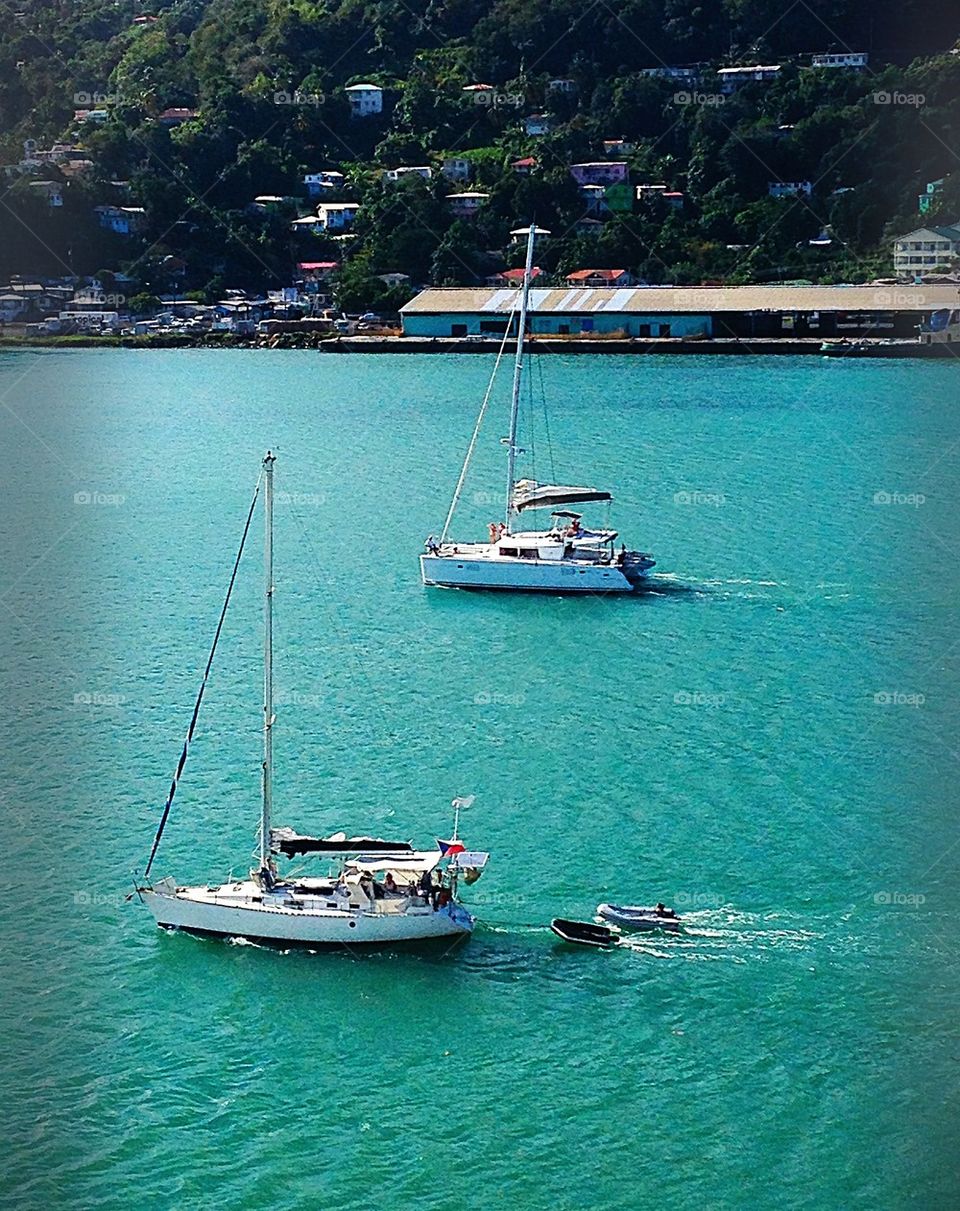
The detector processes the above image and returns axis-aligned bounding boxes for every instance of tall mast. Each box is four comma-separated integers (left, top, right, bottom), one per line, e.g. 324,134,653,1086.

260,450,276,873
504,223,538,528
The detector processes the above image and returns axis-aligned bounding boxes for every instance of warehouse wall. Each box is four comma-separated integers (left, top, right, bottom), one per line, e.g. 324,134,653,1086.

402,312,713,337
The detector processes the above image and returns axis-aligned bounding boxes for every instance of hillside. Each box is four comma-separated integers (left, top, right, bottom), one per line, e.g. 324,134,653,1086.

1,0,959,304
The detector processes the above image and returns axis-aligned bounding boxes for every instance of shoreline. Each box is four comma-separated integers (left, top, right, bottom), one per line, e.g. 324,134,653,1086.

0,333,953,358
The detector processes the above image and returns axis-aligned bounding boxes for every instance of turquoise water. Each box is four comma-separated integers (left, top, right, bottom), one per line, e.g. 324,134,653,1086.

2,349,959,1208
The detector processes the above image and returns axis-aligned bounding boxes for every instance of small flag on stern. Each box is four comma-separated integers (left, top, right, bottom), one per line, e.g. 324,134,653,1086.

437,837,466,857
451,795,475,810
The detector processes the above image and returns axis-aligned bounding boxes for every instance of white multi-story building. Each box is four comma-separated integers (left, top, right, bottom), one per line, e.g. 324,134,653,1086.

811,52,868,69
383,166,432,182
717,64,781,92
640,65,701,83
304,171,345,197
317,202,360,230
94,205,146,234
446,191,488,218
893,225,960,275
344,83,382,116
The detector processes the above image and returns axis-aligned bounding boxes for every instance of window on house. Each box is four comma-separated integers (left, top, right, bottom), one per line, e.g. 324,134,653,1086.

451,323,467,336
637,324,651,337
658,323,671,337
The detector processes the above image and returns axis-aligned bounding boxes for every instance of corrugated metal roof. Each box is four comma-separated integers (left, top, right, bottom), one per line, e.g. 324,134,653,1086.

401,285,960,315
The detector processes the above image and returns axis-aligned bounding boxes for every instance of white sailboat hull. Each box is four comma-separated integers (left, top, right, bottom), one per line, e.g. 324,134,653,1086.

140,886,475,946
420,551,637,592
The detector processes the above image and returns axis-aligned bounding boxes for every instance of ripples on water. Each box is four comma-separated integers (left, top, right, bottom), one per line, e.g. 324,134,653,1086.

2,351,959,1208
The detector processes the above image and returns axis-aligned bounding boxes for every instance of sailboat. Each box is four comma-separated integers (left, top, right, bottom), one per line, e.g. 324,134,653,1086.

137,452,487,946
420,223,655,593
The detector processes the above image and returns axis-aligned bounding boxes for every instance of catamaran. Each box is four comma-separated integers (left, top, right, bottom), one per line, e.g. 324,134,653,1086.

137,452,487,946
420,223,655,593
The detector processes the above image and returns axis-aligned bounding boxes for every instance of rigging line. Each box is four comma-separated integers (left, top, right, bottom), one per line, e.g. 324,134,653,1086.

439,309,517,544
144,469,264,879
536,354,557,483
526,346,536,485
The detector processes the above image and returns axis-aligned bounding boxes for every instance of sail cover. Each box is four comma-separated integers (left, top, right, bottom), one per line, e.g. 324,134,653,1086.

513,482,612,512
270,827,414,858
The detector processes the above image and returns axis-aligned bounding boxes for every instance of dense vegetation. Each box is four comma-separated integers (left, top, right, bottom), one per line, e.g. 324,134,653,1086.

1,0,959,304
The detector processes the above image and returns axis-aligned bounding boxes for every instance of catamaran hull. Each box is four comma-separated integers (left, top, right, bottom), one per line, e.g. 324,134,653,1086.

140,889,475,946
420,553,640,592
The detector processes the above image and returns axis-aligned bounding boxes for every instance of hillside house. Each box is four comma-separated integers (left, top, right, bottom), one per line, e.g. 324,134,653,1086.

893,225,960,275
718,65,781,92
641,65,701,82
383,166,432,182
304,171,345,197
571,162,628,186
768,181,813,198
94,205,145,234
317,202,360,230
512,157,537,175
441,158,471,182
578,184,608,215
446,191,488,218
486,267,543,286
524,114,552,136
811,52,868,69
296,262,339,283
345,83,382,116
157,108,198,126
28,181,63,207
565,269,634,288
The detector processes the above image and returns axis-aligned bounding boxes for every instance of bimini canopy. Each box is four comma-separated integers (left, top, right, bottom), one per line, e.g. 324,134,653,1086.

345,851,442,875
512,481,612,512
270,827,414,858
